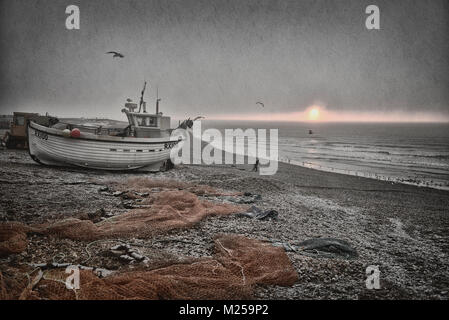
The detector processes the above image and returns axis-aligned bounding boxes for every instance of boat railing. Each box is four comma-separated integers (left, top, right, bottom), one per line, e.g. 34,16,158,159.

55,122,126,136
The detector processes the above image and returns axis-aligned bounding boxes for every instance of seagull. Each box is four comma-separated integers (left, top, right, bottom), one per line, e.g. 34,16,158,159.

256,102,264,108
106,51,124,58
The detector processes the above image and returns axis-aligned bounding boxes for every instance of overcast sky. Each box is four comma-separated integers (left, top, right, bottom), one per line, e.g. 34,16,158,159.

0,0,448,121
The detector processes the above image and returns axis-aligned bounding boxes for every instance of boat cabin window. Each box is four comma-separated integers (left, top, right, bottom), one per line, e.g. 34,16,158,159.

14,116,25,126
135,116,157,127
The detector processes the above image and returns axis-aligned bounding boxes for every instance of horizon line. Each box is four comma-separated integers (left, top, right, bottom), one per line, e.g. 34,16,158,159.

205,116,449,124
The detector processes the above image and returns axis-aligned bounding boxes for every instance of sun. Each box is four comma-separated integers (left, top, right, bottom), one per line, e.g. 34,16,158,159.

308,107,320,120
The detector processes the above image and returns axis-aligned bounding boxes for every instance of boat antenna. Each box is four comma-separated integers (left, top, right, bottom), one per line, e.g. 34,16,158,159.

156,86,161,114
138,81,147,113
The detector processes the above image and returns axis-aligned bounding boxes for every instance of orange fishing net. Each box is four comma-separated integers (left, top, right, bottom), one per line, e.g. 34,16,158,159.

1,179,245,250
0,178,298,300
13,234,298,300
36,190,244,241
0,272,8,299
114,177,241,197
0,222,31,257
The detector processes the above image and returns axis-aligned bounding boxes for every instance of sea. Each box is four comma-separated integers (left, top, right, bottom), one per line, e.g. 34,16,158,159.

200,121,449,190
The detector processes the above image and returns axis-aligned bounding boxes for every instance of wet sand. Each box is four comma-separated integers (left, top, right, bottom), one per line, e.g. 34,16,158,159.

1,149,448,299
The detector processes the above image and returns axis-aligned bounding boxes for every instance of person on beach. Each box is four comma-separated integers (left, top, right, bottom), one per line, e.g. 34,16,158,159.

253,158,260,172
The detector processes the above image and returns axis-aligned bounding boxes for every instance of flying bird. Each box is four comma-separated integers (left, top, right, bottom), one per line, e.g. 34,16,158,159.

106,51,124,58
256,102,264,108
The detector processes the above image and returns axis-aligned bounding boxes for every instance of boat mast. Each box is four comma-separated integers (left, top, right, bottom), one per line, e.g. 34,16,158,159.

138,81,147,113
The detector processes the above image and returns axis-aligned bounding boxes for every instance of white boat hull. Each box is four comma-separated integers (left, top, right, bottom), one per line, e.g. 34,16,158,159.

28,122,179,171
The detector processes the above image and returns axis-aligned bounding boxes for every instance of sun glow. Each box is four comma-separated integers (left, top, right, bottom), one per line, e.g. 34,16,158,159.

308,107,320,121
208,108,449,123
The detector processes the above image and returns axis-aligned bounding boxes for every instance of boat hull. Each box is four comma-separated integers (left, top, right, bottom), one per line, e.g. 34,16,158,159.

27,121,179,171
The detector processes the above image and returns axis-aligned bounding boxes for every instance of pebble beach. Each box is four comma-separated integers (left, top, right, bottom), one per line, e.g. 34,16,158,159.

1,149,448,299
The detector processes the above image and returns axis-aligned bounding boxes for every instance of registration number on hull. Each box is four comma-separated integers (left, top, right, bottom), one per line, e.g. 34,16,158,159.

34,130,48,140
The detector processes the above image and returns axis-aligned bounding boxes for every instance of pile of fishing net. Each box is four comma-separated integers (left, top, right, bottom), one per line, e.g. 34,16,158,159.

37,189,244,241
0,223,30,257
4,234,298,300
0,188,244,246
0,178,299,300
114,177,241,197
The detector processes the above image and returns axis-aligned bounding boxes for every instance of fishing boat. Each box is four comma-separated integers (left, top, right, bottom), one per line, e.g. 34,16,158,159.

27,83,181,171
